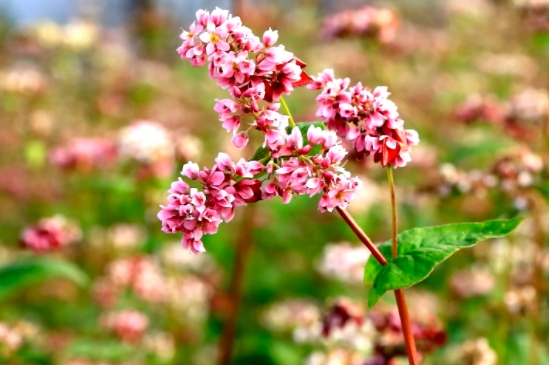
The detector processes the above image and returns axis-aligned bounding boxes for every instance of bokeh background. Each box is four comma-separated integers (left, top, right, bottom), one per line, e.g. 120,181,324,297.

0,1,548,364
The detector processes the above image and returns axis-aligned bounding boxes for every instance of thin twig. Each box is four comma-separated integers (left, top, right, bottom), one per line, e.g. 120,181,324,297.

280,97,296,128
387,167,398,258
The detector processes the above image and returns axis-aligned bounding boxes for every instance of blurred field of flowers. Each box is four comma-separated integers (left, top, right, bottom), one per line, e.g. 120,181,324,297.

0,1,547,364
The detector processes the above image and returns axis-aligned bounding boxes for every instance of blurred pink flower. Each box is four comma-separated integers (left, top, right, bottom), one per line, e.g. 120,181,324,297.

20,216,81,253
49,138,117,172
320,6,399,43
101,310,149,343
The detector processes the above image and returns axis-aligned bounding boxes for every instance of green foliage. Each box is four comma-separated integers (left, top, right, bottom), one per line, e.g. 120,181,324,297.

65,339,135,362
25,140,47,168
364,218,523,308
0,257,89,300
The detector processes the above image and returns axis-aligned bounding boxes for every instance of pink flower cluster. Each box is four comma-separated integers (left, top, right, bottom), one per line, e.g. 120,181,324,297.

20,216,81,253
321,6,399,43
263,125,363,213
177,7,311,150
158,126,362,253
162,8,367,254
101,310,149,343
49,138,117,172
93,256,166,307
158,154,264,253
308,69,419,168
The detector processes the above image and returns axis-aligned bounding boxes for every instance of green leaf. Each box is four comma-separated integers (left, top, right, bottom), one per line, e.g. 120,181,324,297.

66,339,135,361
250,145,270,162
0,257,89,300
365,218,522,308
25,140,47,168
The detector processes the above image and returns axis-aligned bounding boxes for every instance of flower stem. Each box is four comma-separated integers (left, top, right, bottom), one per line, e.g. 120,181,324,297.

336,206,418,365
280,97,296,128
386,167,419,365
336,207,387,265
218,204,255,365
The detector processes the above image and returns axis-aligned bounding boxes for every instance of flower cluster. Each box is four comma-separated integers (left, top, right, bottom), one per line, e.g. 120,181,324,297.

316,242,371,284
20,216,81,253
158,126,363,253
177,7,311,150
158,153,264,253
0,323,23,356
263,125,363,213
320,6,399,43
49,137,117,172
93,256,166,307
308,69,419,168
163,8,367,253
101,310,149,343
454,89,548,142
261,299,321,335
262,296,447,364
434,148,543,210
118,120,174,165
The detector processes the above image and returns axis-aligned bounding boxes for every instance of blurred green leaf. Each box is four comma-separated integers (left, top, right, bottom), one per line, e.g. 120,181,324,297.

365,218,523,308
65,339,135,362
536,183,549,201
25,140,46,168
0,257,89,300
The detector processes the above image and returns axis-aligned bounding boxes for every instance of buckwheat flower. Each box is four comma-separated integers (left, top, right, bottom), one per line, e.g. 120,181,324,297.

177,7,312,148
450,266,495,298
320,6,399,43
0,323,23,355
107,224,145,249
105,256,167,303
457,338,497,365
317,242,371,284
92,278,120,308
160,244,217,273
165,8,365,251
308,69,419,168
166,276,212,325
20,216,81,253
144,332,175,362
101,310,149,343
158,154,265,253
49,137,117,172
263,28,279,47
261,299,321,333
118,120,174,165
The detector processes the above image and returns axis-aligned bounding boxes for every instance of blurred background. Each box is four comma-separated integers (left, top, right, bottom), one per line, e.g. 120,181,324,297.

0,0,548,364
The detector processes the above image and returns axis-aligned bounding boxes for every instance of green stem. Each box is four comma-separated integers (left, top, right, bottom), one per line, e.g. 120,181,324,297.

280,97,296,128
387,167,398,258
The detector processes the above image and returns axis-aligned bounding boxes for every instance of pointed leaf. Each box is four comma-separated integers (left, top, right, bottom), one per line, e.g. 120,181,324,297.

365,218,522,308
0,257,89,300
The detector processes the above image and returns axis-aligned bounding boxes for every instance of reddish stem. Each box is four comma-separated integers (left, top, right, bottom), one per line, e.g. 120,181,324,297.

336,207,387,265
394,289,419,365
335,206,419,365
387,167,419,365
218,205,255,365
